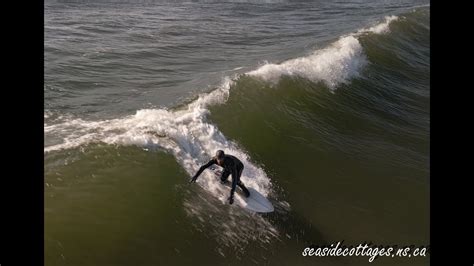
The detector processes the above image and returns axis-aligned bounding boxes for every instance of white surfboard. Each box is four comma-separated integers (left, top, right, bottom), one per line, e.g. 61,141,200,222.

211,167,274,213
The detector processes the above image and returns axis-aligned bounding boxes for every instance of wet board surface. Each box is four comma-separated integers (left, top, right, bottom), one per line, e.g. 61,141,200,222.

211,167,274,213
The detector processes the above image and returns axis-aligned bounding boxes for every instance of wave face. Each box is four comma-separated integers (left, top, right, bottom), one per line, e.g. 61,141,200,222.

45,2,430,265
44,14,402,201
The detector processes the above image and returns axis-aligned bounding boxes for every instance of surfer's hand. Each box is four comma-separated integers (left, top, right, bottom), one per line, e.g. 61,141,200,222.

228,196,234,205
190,176,197,183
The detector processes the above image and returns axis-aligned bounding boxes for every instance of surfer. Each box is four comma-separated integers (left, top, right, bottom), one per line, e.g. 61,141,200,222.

190,150,250,204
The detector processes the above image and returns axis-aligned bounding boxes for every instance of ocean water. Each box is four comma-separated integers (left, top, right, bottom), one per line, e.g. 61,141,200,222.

45,1,430,265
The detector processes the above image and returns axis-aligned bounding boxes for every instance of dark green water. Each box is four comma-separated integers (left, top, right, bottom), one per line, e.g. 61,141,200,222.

45,2,429,265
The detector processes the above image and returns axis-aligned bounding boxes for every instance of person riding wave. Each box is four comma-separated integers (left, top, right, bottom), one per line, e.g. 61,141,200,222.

190,150,250,204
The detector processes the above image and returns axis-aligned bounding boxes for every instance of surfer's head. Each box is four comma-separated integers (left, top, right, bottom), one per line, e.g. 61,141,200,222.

215,150,225,164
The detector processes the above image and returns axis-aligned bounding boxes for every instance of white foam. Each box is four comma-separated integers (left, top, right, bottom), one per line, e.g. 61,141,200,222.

357,15,399,35
248,35,367,88
45,77,272,202
247,15,399,88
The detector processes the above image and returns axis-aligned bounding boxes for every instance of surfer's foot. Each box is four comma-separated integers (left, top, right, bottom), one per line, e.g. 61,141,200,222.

243,188,250,198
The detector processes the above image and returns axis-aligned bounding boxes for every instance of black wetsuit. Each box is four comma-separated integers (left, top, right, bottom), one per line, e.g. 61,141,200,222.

192,155,249,199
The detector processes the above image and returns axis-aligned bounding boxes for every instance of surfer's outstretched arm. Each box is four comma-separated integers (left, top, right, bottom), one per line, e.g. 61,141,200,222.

190,159,216,183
